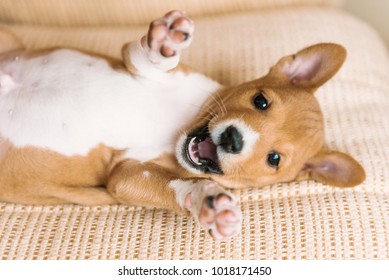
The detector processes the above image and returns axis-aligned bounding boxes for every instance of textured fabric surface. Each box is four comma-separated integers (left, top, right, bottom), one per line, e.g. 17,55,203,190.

1,6,389,259
0,0,344,26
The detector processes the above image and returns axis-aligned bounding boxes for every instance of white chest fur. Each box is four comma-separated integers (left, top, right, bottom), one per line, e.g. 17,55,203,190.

0,49,220,161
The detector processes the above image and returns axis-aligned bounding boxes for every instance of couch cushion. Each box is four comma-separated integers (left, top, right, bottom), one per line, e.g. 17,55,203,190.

0,6,388,259
0,0,344,26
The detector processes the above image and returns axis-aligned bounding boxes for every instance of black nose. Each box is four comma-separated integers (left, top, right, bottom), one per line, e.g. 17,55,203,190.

220,126,244,154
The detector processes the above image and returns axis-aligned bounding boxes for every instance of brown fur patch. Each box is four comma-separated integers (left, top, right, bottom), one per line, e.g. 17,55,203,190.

0,137,118,205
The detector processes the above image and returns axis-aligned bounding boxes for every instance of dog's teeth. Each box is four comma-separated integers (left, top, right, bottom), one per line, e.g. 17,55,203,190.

194,135,207,143
193,152,201,165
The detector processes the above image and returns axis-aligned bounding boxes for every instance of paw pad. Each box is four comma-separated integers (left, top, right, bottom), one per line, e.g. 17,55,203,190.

146,10,194,58
194,182,242,240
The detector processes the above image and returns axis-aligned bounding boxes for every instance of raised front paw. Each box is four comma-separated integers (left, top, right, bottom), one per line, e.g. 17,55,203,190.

145,10,194,58
186,180,242,241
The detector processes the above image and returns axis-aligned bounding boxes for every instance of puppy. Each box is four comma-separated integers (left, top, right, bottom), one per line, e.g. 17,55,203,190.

0,11,365,240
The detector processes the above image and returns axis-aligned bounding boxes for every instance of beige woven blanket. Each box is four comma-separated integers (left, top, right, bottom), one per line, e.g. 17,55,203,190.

0,5,388,259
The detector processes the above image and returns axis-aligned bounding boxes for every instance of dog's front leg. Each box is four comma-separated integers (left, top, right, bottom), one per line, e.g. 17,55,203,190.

107,159,185,213
121,10,194,78
107,160,242,240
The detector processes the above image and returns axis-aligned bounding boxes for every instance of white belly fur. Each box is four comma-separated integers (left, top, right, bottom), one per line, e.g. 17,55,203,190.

0,49,220,161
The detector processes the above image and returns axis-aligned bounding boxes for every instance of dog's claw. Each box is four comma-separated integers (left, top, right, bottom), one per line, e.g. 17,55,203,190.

206,196,215,209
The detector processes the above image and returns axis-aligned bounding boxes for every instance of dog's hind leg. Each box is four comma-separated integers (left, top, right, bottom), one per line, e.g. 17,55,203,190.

0,28,24,54
121,10,194,77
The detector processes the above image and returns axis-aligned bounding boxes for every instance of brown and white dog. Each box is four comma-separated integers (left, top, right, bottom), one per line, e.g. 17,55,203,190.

0,11,365,240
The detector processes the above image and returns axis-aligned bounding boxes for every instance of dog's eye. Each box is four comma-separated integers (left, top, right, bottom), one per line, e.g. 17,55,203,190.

267,151,280,168
253,92,269,110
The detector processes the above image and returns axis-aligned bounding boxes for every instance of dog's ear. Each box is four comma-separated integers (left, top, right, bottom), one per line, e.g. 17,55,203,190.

269,43,346,91
297,149,365,187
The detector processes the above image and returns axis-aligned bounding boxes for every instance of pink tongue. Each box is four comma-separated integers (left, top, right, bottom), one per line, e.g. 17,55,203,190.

198,138,218,163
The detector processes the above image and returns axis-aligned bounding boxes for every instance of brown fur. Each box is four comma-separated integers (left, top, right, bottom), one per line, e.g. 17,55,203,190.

0,136,117,205
107,154,189,213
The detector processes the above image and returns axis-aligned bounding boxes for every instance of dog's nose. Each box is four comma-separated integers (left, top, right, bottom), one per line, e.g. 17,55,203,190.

220,126,243,154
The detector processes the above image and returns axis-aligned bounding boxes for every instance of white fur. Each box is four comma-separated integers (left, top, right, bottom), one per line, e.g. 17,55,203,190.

169,178,230,211
168,179,196,208
129,40,180,76
0,49,220,161
169,178,241,240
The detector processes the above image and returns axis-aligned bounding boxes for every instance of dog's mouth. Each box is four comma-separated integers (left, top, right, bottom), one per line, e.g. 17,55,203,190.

183,125,223,174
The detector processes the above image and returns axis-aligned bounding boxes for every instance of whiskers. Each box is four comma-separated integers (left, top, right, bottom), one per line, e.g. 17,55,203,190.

199,92,228,128
183,91,228,132
210,92,227,119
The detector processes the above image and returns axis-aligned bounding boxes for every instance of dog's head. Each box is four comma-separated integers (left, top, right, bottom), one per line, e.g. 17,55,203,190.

176,43,365,188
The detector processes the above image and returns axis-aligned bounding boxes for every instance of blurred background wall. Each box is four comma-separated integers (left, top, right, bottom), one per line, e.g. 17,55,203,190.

343,0,389,48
